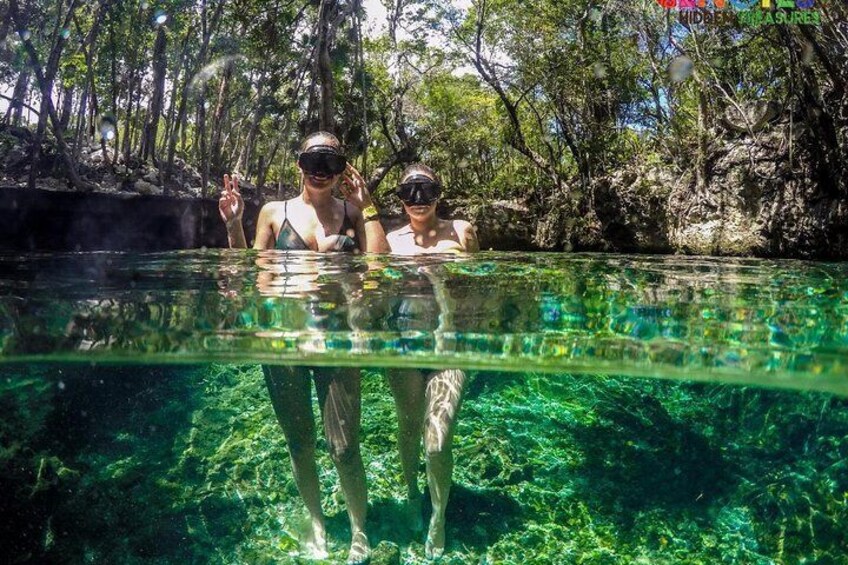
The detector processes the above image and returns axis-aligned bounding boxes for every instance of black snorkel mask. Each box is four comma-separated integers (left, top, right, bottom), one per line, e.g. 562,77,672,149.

396,174,442,205
297,144,347,177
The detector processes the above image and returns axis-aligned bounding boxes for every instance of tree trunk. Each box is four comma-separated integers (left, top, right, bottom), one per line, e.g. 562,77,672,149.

142,26,167,163
12,0,92,191
5,69,30,126
59,83,74,131
209,62,232,171
17,0,79,189
163,26,193,175
238,79,265,176
316,0,337,133
195,0,226,197
73,83,88,158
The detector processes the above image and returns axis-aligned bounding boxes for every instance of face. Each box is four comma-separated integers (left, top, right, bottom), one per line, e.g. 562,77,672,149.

402,199,437,221
298,139,346,191
399,173,440,220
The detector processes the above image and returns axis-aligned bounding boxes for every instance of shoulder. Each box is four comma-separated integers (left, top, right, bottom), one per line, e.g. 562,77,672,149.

260,200,288,213
451,219,479,251
257,200,286,220
387,223,413,239
450,219,474,233
450,219,476,240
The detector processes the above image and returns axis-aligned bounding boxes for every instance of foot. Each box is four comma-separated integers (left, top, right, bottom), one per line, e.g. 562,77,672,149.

347,530,371,564
406,493,424,535
303,519,329,559
424,515,445,559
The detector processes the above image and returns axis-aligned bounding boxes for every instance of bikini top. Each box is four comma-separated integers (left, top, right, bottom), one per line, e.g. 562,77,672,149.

275,200,359,252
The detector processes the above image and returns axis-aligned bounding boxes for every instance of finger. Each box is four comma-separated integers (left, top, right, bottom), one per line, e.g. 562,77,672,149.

232,174,240,194
223,174,231,193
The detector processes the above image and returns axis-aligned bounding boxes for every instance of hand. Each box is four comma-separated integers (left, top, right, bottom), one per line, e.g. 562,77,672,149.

339,163,373,210
219,173,244,227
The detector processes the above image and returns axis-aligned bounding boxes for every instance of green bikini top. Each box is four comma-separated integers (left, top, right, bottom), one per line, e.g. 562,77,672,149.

275,200,359,252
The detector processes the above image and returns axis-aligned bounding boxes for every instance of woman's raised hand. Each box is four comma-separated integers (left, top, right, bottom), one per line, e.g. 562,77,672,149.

219,173,244,227
339,163,373,210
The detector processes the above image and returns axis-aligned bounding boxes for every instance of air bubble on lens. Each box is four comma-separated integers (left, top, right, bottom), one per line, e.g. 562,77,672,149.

801,43,814,65
60,28,70,39
141,1,149,9
98,115,117,141
18,30,32,41
592,63,607,79
188,55,245,94
668,56,694,83
154,10,167,25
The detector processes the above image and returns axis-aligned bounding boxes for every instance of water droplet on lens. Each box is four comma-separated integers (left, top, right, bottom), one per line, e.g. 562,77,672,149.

592,62,607,79
589,8,603,23
154,10,167,25
141,1,149,9
58,381,66,390
60,28,70,39
18,30,31,41
668,56,694,83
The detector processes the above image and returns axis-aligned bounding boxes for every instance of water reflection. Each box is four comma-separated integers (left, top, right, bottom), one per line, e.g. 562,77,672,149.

0,251,846,394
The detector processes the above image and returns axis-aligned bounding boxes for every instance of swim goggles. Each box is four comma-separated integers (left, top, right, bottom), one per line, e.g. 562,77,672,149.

297,145,347,176
396,175,441,205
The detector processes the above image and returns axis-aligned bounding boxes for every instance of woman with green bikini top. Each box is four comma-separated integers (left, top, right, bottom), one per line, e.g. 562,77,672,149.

218,131,388,564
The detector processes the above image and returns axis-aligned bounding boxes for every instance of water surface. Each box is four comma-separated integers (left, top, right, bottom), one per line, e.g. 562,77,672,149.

2,250,846,394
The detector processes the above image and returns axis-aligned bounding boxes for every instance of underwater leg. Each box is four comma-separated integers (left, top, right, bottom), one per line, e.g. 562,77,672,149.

386,368,427,534
263,365,328,558
423,368,466,559
315,367,370,564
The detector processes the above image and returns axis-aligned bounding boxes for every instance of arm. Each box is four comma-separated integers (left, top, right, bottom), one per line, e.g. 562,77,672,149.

220,174,247,248
341,164,390,253
252,204,276,250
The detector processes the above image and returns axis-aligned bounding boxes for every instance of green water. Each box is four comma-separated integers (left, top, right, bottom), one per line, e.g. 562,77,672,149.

2,251,847,393
1,251,847,563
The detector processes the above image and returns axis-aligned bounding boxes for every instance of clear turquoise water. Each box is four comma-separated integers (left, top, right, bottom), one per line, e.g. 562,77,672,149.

1,251,847,563
2,251,847,393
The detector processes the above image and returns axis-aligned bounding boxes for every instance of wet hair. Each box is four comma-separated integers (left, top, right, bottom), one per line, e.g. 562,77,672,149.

400,163,440,184
301,131,342,153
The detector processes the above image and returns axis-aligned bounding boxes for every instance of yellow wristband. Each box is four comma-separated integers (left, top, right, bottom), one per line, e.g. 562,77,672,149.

362,204,380,222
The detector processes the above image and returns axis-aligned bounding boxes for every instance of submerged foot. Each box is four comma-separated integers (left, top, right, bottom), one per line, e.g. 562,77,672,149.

424,515,445,559
347,531,371,564
303,519,329,560
406,493,424,535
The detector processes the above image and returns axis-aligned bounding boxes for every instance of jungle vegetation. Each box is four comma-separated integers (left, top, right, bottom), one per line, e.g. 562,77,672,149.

1,0,846,252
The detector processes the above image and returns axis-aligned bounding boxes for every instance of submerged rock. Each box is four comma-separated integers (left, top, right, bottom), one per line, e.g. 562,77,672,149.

370,541,400,565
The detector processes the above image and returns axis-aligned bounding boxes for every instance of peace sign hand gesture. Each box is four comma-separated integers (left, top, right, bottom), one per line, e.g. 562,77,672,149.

219,173,244,228
339,163,374,211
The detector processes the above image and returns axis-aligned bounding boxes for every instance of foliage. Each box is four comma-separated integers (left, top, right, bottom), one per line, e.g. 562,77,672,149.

1,363,846,563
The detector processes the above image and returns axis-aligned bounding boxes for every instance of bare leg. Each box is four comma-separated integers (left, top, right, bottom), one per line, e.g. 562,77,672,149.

263,365,328,558
386,369,427,533
314,367,370,564
423,369,466,559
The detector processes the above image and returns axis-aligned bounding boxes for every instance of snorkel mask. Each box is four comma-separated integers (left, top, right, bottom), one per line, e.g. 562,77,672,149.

297,144,347,177
396,174,442,205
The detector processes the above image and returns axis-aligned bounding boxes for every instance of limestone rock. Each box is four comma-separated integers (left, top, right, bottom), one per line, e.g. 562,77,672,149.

135,179,163,196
